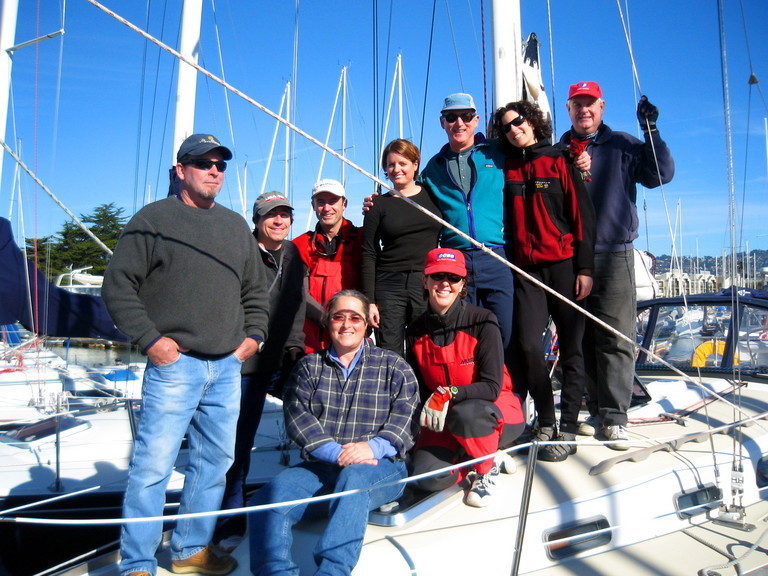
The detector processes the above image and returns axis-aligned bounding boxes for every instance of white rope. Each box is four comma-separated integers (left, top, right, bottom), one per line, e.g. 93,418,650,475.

4,410,766,527
0,139,113,255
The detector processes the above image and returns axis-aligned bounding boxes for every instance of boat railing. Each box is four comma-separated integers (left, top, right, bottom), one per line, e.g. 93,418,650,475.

5,412,765,526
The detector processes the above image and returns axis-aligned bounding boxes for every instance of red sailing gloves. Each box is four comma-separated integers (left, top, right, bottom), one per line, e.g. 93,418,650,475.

420,386,452,432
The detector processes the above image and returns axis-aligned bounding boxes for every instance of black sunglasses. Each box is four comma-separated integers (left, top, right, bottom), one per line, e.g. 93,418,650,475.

442,111,476,124
429,272,464,283
184,159,228,172
501,115,526,133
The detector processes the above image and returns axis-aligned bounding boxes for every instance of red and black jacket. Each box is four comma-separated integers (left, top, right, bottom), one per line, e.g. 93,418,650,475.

503,140,595,274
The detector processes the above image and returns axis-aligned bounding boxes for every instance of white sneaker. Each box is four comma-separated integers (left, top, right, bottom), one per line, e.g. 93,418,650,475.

577,415,601,436
494,451,517,475
465,465,499,508
601,424,630,451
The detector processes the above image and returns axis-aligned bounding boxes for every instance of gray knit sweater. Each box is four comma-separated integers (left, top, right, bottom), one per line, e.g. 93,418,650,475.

103,197,269,355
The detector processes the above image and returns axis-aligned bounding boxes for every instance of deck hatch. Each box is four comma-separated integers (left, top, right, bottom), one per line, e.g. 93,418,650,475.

674,483,722,519
544,516,611,560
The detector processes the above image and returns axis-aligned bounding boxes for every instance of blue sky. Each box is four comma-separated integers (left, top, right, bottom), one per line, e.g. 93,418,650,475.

2,0,767,259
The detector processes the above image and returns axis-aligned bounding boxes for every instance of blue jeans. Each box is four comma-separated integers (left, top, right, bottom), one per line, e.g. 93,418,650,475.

216,372,277,541
249,459,407,576
462,246,514,349
119,353,242,576
583,250,636,426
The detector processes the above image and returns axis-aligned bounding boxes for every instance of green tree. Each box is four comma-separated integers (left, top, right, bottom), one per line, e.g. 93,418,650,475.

24,236,57,279
33,203,128,279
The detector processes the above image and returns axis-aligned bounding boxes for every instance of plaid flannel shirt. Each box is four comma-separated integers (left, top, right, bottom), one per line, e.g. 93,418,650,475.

283,339,419,461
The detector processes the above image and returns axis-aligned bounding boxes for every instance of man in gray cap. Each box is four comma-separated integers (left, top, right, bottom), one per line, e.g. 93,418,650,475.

214,191,306,551
103,133,269,576
420,93,513,350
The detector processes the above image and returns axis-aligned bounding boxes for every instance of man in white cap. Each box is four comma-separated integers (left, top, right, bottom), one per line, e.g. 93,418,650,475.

420,93,514,351
293,179,363,353
103,133,269,576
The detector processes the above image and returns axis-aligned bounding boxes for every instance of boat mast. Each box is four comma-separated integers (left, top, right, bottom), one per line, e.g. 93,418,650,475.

717,0,737,286
490,0,523,111
379,54,405,157
172,0,202,162
0,0,19,190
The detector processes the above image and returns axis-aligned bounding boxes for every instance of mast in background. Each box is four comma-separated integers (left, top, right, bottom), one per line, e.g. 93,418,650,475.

172,0,202,163
490,0,522,111
0,0,19,190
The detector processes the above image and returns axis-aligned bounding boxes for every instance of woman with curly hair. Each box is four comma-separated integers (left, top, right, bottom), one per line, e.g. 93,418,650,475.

492,101,595,462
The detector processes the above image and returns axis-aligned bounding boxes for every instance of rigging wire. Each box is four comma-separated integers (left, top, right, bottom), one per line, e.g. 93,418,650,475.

614,0,678,274
545,0,557,137
479,0,487,124
735,0,768,263
133,0,152,211
443,0,464,93
50,0,65,180
210,0,246,218
417,0,437,153
289,0,299,202
614,0,744,501
372,0,379,185
376,0,394,175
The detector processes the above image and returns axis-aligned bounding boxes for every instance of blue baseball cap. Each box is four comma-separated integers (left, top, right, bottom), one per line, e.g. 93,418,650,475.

441,93,476,112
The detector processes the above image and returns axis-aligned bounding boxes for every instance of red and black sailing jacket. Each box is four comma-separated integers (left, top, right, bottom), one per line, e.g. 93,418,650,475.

503,140,595,273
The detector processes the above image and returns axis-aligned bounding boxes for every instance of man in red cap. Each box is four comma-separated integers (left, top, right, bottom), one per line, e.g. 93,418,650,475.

558,82,675,450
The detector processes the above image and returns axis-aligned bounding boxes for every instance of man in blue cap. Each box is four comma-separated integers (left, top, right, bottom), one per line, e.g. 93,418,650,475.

420,93,513,350
103,133,269,576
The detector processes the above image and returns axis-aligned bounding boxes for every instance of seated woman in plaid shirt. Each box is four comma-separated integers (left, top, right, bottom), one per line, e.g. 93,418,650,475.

248,289,419,576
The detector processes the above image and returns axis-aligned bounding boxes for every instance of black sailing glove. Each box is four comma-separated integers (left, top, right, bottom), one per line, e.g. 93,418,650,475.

637,96,659,132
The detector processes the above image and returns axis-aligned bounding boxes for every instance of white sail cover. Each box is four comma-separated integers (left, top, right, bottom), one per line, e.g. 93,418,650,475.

521,33,551,120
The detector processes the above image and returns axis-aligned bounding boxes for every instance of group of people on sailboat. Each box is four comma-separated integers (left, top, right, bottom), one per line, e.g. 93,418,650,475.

102,78,674,576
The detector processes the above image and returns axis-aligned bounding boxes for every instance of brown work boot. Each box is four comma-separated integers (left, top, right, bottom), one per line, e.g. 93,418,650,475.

171,545,237,575
127,572,151,576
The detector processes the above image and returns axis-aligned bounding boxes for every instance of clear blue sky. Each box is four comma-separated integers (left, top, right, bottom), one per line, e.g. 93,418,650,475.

2,0,767,259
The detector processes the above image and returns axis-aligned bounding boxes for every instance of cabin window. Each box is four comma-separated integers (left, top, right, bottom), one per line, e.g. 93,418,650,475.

544,516,611,560
1,416,86,443
638,304,733,368
756,457,768,489
637,301,768,371
674,484,722,519
739,306,768,368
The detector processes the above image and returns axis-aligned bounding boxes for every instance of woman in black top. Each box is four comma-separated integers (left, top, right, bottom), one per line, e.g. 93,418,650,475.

361,138,442,355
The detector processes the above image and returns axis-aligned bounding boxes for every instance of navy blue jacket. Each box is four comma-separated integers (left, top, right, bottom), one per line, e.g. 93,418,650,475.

558,124,674,253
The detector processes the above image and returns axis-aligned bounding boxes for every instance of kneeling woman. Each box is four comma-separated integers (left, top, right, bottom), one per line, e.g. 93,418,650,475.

248,290,419,576
406,248,525,508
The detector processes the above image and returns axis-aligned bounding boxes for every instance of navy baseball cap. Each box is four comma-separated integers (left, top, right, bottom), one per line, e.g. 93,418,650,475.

177,133,233,161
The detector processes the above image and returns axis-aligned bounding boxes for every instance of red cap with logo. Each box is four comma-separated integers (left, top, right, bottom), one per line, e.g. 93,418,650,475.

568,81,603,100
423,248,467,277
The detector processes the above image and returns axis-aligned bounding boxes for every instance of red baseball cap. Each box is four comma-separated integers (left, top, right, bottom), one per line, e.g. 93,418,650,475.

568,81,603,100
423,248,467,277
